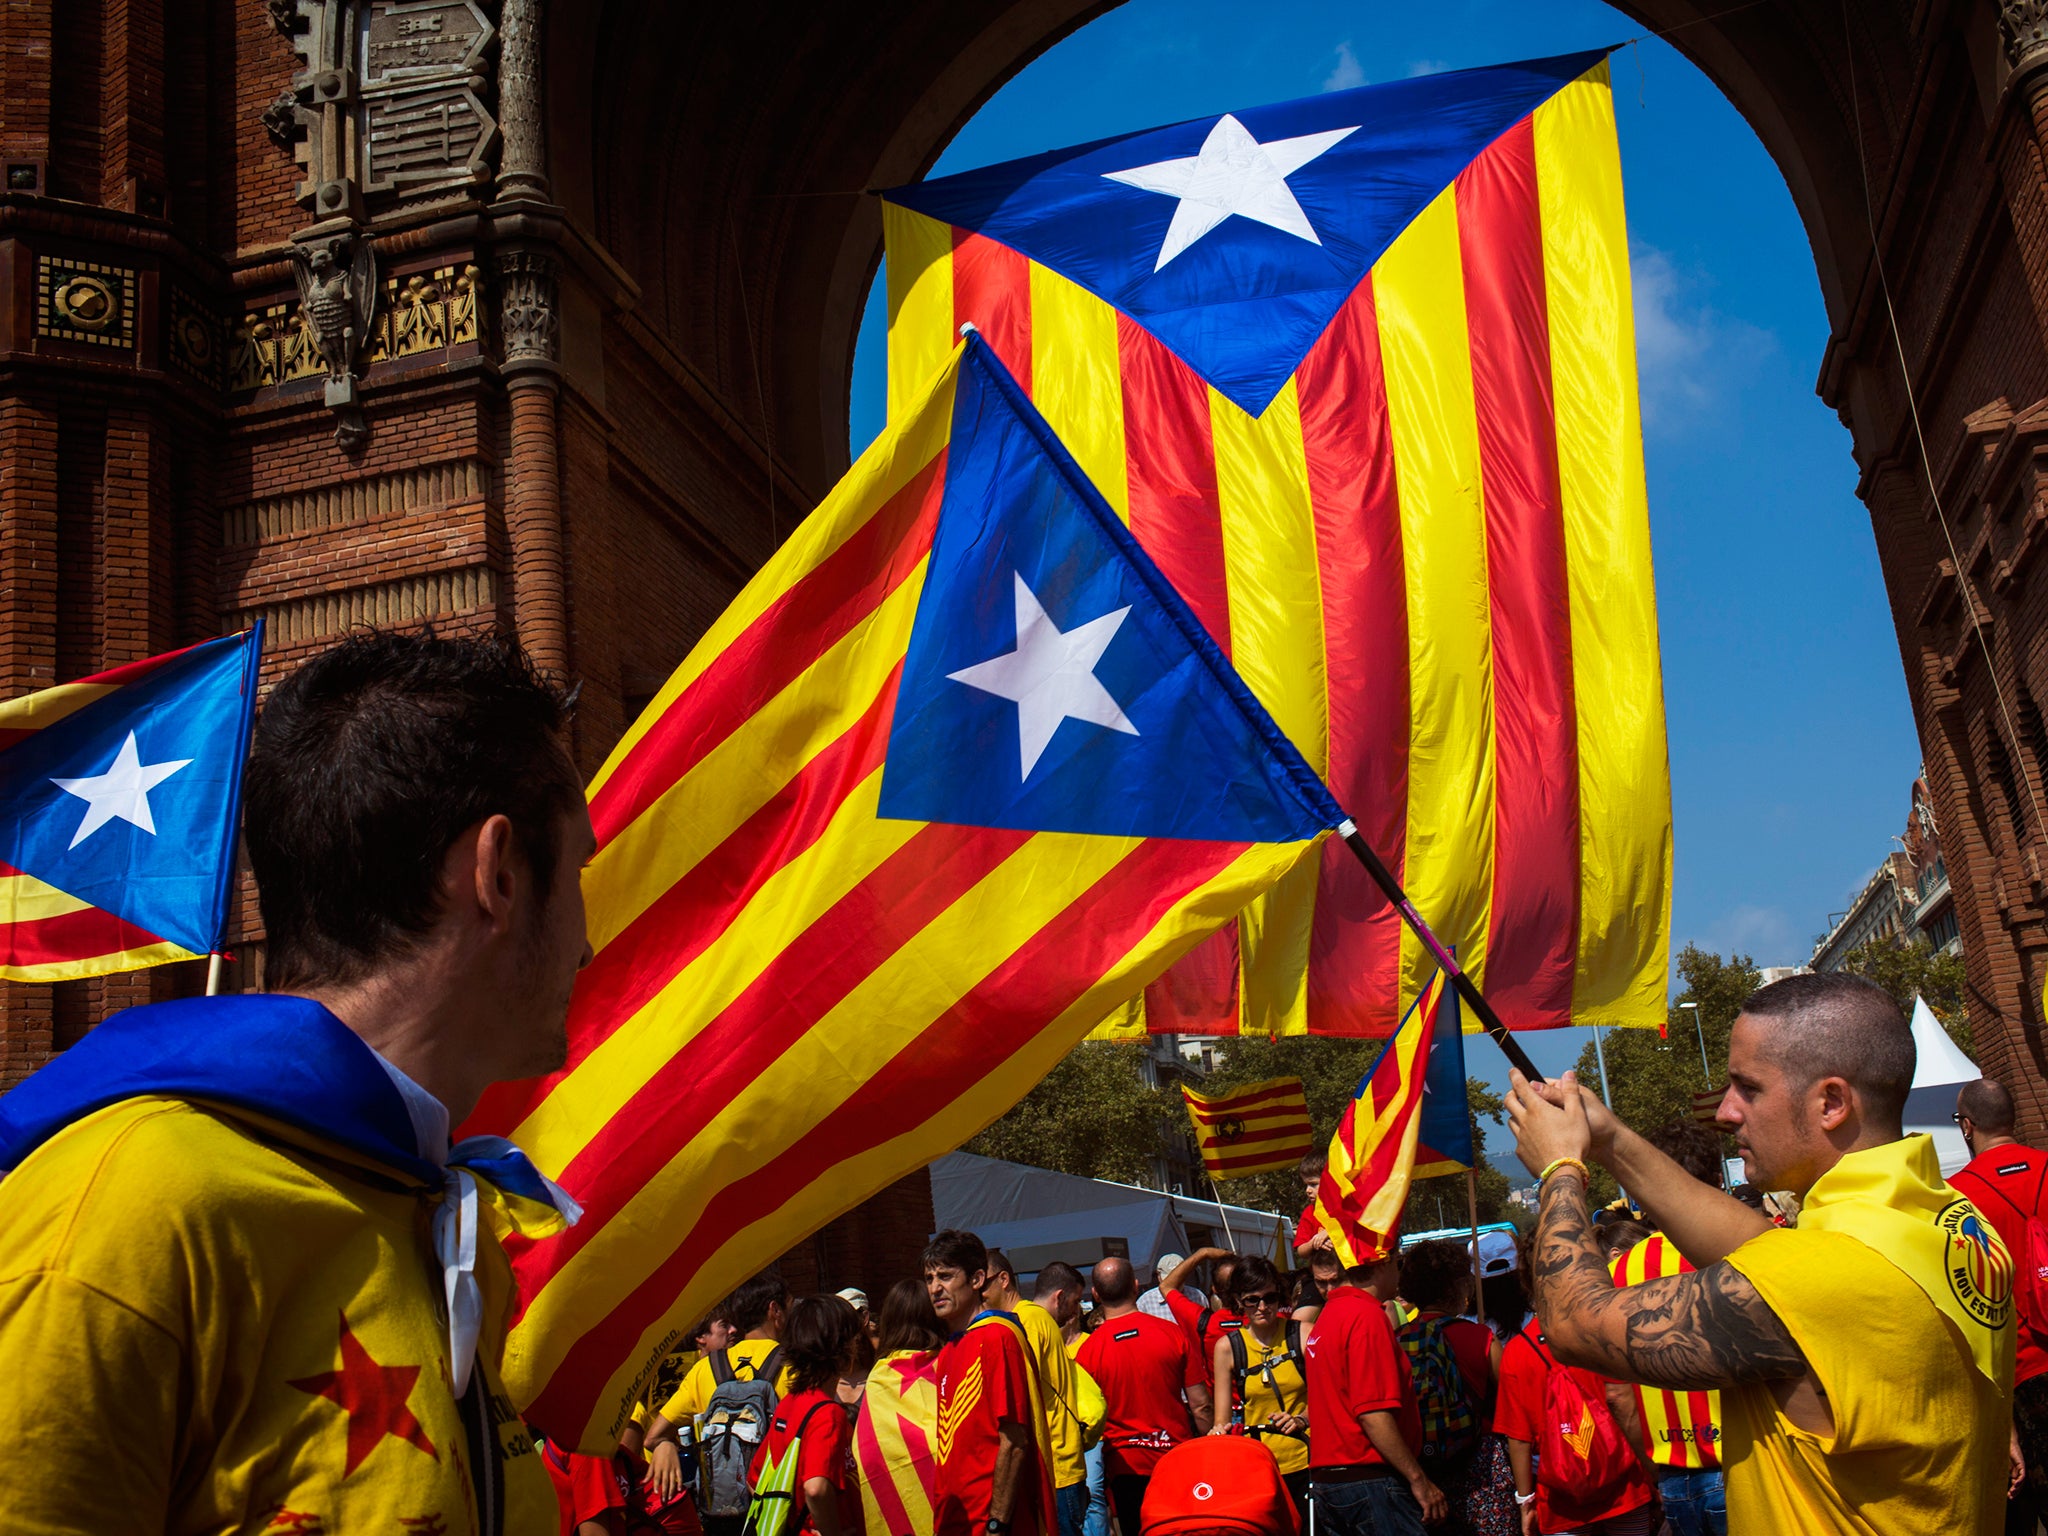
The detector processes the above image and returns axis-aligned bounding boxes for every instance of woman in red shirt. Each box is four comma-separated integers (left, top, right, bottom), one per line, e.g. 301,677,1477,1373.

752,1296,864,1536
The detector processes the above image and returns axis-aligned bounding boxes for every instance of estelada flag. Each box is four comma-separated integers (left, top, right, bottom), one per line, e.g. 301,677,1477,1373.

0,630,261,979
881,52,1671,1039
1313,970,1473,1264
466,333,1346,1450
856,1349,941,1536
1183,1076,1313,1181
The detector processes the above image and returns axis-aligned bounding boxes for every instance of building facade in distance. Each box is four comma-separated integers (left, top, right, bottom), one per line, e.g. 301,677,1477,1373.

1811,770,1967,973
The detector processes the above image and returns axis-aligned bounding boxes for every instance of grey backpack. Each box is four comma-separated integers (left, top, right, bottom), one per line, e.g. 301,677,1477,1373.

698,1346,787,1519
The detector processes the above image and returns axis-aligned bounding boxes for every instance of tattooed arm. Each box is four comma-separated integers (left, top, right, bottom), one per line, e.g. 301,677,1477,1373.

1507,1069,1804,1391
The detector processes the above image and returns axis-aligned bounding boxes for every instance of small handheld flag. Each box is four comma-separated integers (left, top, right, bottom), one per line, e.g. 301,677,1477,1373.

0,630,262,980
1313,970,1473,1264
1183,1076,1313,1181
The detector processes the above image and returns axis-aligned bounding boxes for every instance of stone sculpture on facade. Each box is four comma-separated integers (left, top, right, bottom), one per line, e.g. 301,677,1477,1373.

290,235,378,449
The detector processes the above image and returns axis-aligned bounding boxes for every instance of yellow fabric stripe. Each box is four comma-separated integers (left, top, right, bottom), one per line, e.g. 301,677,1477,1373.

587,347,957,802
513,838,1310,1444
1534,66,1672,1027
884,204,958,425
0,941,195,983
1374,185,1497,1015
1028,262,1130,522
582,569,926,956
0,681,115,732
0,872,92,924
1211,379,1326,1037
512,769,922,1160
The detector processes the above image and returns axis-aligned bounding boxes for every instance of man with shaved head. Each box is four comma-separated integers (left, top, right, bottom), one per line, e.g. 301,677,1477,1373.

1952,1076,2048,1533
1075,1256,1211,1536
1507,971,2016,1534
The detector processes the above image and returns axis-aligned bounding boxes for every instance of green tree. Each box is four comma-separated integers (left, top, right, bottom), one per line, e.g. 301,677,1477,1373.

965,1041,1176,1184
1842,936,1973,1056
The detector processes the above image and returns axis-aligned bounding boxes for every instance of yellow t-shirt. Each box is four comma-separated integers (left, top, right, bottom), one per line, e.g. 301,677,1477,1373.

1016,1299,1088,1488
1231,1328,1308,1475
659,1336,798,1423
0,1096,555,1536
1724,1224,2009,1534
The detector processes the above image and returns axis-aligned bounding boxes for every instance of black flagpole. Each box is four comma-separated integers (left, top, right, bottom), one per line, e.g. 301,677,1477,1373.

1334,817,1544,1083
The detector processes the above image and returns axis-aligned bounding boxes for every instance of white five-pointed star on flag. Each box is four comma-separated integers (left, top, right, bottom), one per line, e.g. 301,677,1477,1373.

1103,113,1359,271
948,572,1138,781
51,731,192,850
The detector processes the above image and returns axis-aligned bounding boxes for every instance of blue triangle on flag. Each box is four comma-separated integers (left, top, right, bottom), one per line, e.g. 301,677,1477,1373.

877,334,1343,844
883,50,1607,416
1418,977,1475,1168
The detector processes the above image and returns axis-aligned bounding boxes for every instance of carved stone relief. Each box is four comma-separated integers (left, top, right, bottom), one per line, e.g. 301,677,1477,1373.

36,258,136,350
495,251,558,367
227,264,485,394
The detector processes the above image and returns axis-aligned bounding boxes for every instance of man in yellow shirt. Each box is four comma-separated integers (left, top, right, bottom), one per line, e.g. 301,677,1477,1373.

643,1272,797,1534
985,1248,1091,1536
1506,971,2016,1535
0,632,595,1536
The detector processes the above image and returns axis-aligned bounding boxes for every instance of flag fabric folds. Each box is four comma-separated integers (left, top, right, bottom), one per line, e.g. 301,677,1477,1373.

856,1350,941,1536
464,334,1336,1452
881,52,1672,1038
0,630,262,980
1312,970,1473,1265
1183,1076,1313,1180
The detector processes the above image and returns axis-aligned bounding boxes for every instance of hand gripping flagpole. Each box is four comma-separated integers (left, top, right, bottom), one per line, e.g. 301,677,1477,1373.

1334,818,1544,1083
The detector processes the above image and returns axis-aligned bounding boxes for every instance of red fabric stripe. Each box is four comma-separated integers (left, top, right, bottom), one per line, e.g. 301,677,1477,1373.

1199,1128,1315,1158
468,673,902,1135
1297,277,1408,1038
855,1402,917,1536
1455,117,1579,1028
1204,1143,1314,1175
515,834,1246,1440
1118,313,1242,1034
0,905,169,967
952,232,1032,394
587,454,945,845
1186,1083,1307,1117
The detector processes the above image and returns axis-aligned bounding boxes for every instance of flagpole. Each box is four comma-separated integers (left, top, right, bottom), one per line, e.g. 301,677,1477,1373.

1335,819,1543,1081
205,953,224,996
1465,1167,1484,1316
1209,1175,1240,1254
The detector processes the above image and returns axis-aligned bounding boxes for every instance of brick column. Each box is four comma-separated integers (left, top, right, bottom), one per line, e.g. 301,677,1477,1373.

498,0,549,200
505,373,567,676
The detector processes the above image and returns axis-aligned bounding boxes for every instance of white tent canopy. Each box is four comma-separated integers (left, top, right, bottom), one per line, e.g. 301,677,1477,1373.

1901,993,1980,1178
930,1151,1294,1276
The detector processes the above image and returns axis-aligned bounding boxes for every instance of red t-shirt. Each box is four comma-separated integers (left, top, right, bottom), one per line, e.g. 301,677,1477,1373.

1164,1288,1244,1356
1075,1310,1206,1478
1492,1320,1652,1534
1301,1285,1420,1470
748,1388,855,1534
934,1320,1048,1536
1951,1144,2048,1383
1295,1201,1324,1250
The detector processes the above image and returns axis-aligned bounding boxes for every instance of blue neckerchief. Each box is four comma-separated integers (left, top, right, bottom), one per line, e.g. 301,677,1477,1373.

0,993,570,1214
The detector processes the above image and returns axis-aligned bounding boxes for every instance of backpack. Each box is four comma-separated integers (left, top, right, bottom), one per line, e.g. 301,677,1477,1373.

1227,1323,1307,1439
1969,1160,2048,1341
699,1346,788,1520
742,1398,837,1536
1524,1335,1637,1507
1394,1316,1475,1462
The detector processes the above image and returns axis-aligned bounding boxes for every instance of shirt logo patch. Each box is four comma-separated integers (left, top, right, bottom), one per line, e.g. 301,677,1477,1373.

937,1356,985,1464
2000,1162,2032,1176
1113,1328,1141,1340
1939,1199,2015,1329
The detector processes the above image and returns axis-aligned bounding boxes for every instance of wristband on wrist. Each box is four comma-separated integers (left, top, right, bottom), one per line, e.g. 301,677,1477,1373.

1538,1155,1589,1186
1514,1491,1537,1507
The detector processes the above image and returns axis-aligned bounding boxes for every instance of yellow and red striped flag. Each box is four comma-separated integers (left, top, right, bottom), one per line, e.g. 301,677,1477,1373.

466,337,1338,1451
1183,1076,1313,1181
882,52,1670,1039
1313,971,1473,1264
856,1349,941,1536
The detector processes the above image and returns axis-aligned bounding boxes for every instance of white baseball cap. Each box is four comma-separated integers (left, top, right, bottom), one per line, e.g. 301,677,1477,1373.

836,1287,869,1311
1153,1251,1187,1280
1472,1230,1519,1278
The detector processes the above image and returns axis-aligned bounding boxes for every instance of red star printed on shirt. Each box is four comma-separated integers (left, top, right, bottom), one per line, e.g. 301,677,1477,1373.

288,1312,440,1476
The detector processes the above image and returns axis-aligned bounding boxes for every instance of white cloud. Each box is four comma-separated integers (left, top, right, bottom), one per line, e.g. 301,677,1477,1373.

1630,242,1776,432
1407,59,1451,77
1323,41,1365,92
1694,904,1804,967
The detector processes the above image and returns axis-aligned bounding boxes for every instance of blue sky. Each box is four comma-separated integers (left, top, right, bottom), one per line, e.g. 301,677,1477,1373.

846,0,1925,1090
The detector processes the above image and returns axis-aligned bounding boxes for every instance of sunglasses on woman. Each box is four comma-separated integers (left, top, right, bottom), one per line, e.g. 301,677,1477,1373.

1240,1291,1283,1308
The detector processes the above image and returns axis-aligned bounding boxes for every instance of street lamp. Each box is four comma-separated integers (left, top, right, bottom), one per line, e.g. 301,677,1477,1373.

1678,1001,1711,1085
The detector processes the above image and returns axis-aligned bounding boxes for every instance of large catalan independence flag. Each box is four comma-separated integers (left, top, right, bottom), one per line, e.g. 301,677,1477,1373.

1313,970,1473,1264
882,51,1671,1038
470,335,1345,1451
0,631,261,980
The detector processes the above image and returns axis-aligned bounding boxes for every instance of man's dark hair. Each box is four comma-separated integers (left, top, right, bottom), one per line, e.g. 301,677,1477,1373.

1034,1261,1085,1303
1091,1255,1137,1305
1645,1119,1725,1190
1343,1253,1395,1288
1398,1240,1471,1312
922,1228,987,1277
246,631,580,989
1740,971,1915,1130
782,1295,861,1396
723,1273,791,1337
1959,1079,2018,1135
875,1277,946,1354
